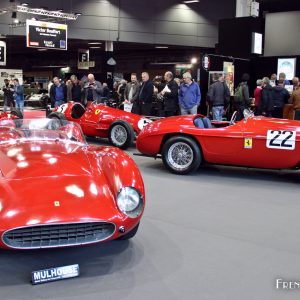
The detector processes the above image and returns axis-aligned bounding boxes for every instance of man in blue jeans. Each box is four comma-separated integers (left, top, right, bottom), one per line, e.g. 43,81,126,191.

179,72,201,115
50,77,67,108
206,74,230,121
13,79,24,113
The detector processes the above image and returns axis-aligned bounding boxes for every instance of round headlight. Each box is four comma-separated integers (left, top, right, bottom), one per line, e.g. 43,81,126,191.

117,187,143,218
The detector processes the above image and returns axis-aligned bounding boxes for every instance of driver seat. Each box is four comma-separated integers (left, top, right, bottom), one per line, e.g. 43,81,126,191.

71,103,86,119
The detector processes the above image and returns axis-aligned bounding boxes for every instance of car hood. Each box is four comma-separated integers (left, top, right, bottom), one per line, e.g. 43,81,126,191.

0,174,120,229
0,141,92,179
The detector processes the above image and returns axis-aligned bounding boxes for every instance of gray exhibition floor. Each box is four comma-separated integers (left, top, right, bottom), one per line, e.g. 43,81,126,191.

1,140,300,300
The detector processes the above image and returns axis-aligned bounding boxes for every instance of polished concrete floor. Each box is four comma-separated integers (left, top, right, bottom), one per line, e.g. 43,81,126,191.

1,140,300,300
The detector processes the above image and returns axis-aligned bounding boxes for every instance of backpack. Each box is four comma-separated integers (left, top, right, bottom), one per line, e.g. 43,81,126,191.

234,84,243,104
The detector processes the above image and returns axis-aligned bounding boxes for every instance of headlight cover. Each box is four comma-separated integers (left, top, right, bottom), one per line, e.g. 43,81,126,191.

117,187,143,218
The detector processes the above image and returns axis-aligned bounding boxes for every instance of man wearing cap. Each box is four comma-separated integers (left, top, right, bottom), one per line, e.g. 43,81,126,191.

179,72,201,115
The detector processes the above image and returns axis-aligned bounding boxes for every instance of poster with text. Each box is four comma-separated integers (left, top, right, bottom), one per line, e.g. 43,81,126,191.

26,20,67,50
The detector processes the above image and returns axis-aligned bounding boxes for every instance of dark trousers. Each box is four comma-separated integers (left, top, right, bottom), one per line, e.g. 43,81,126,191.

141,103,152,116
272,107,283,118
295,110,300,120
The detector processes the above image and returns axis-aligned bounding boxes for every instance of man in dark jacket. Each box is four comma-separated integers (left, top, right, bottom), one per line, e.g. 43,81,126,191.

272,83,290,118
70,75,83,103
207,74,230,121
259,77,274,117
50,77,67,108
137,72,153,116
161,71,178,117
236,73,251,121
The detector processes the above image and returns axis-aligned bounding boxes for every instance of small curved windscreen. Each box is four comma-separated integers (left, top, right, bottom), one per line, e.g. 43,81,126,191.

0,118,86,145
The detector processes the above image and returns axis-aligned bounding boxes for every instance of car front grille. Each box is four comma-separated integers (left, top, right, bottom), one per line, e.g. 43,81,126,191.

2,222,115,249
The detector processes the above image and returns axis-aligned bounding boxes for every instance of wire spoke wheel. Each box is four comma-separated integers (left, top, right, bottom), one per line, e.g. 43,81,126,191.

167,142,194,170
110,125,128,146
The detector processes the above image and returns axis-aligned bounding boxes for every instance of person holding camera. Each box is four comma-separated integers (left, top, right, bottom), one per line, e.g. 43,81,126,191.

2,79,15,112
83,74,103,106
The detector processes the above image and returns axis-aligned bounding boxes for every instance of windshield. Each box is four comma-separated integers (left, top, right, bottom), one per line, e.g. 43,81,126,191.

0,118,86,145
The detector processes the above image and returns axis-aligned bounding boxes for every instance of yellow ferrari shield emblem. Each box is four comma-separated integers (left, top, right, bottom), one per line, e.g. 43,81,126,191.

95,109,101,115
54,201,60,207
244,138,252,149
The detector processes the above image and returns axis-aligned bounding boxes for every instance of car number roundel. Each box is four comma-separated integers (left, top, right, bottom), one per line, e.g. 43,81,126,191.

138,119,152,130
266,130,296,150
58,104,68,114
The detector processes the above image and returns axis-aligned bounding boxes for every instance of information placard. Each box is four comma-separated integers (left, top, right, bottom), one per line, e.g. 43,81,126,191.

26,20,67,50
0,41,6,66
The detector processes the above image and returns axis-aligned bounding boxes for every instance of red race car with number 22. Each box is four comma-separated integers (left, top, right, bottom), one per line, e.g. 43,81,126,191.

136,111,300,174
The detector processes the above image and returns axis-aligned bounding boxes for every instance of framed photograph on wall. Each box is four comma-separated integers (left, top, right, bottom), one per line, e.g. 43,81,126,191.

277,58,296,80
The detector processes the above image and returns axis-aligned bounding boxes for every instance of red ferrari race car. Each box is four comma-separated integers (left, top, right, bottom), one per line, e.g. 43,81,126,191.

48,101,152,149
0,118,145,249
136,110,300,175
0,109,23,122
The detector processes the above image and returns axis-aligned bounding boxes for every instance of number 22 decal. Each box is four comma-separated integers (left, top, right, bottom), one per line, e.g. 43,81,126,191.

266,130,296,150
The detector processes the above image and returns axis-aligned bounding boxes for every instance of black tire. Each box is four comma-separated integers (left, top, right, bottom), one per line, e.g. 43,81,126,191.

47,112,67,130
117,223,140,240
10,109,23,119
162,135,202,175
47,112,67,121
108,120,134,149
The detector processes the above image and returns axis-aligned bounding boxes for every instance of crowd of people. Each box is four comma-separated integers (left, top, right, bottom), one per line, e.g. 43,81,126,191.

2,70,300,121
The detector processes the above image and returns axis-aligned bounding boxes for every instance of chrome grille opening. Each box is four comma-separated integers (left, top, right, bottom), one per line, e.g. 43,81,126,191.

2,222,115,249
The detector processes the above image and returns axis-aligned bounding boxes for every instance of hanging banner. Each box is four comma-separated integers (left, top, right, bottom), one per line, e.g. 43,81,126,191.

26,20,67,50
0,41,6,66
202,54,211,71
78,49,89,70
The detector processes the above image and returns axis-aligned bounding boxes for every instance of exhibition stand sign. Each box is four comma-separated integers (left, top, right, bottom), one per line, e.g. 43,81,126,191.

31,264,80,285
26,20,67,50
0,41,6,66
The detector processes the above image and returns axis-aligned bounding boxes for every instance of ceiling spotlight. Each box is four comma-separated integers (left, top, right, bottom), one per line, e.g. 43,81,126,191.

88,42,102,45
155,46,169,49
191,57,198,64
75,12,82,16
21,2,28,6
56,9,63,12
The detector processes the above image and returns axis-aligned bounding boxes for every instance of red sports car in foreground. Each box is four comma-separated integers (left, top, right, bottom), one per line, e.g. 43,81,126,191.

0,109,23,121
0,118,145,249
136,112,300,174
48,101,152,149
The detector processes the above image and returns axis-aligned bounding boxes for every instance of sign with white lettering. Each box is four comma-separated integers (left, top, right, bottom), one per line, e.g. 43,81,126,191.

26,20,67,50
0,41,6,66
31,264,79,285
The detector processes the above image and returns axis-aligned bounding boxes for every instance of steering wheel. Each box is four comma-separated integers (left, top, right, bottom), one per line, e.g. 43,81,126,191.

229,111,237,125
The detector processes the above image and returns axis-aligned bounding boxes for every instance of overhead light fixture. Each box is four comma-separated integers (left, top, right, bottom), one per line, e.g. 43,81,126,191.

13,19,19,24
88,42,102,45
155,46,169,49
75,12,82,16
183,0,200,3
89,46,101,49
191,57,198,64
21,2,28,6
